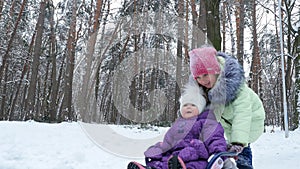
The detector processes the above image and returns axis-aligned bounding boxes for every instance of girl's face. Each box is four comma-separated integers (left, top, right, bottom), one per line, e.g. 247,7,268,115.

181,103,199,119
195,74,218,89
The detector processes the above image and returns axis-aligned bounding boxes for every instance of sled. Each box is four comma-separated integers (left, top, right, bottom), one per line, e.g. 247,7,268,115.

206,151,238,169
128,151,238,169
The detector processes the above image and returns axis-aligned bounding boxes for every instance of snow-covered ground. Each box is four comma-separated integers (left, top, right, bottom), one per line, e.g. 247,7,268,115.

0,121,299,169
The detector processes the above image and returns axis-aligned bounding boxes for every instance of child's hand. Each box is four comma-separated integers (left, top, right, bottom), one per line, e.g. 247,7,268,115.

178,147,199,161
144,143,163,159
227,143,244,153
179,139,209,160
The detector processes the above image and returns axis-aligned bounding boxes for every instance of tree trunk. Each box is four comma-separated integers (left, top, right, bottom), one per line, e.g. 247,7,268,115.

274,0,284,129
0,0,4,20
198,0,207,47
174,0,184,122
283,0,294,129
221,2,226,52
24,0,46,120
0,0,27,118
48,3,59,122
225,2,235,54
293,28,300,129
78,0,103,122
283,0,293,92
61,0,77,121
0,0,26,80
190,0,197,49
205,0,221,50
250,0,260,94
0,64,8,120
235,0,244,67
8,26,36,120
294,52,300,129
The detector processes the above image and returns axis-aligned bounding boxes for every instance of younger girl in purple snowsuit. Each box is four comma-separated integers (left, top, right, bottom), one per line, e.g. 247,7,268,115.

128,83,227,169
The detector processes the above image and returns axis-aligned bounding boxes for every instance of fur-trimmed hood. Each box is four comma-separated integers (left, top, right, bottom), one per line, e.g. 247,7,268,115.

208,52,245,105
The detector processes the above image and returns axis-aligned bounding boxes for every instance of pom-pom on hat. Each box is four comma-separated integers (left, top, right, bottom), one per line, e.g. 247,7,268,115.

189,47,221,79
179,84,206,115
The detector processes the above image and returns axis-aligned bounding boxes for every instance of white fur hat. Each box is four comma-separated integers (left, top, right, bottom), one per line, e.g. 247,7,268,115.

179,83,207,115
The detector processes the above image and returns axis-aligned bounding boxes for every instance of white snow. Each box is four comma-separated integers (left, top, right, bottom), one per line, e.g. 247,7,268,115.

0,120,299,169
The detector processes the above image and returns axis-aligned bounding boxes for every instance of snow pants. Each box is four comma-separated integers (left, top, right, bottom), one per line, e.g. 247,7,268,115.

236,144,253,169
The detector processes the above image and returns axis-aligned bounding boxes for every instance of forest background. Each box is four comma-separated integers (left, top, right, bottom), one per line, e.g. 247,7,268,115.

0,0,299,131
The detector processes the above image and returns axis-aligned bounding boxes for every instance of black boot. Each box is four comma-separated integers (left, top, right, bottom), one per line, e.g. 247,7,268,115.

168,155,185,169
127,161,154,169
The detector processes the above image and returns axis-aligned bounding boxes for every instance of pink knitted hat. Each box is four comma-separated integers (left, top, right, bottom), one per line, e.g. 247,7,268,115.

189,47,221,79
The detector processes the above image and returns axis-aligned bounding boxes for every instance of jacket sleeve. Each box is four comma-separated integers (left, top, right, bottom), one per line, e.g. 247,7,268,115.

144,142,163,159
144,124,175,158
202,112,227,155
230,84,253,145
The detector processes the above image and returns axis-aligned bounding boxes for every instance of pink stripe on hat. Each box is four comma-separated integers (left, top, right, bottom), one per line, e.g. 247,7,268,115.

189,47,221,79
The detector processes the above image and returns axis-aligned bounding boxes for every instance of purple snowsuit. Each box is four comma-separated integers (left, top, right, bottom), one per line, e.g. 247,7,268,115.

144,110,227,169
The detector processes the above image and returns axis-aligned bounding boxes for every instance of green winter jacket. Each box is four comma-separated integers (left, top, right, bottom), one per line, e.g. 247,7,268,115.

218,83,265,145
189,52,265,146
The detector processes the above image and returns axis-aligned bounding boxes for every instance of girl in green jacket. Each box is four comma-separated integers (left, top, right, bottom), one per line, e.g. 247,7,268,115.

187,45,265,169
